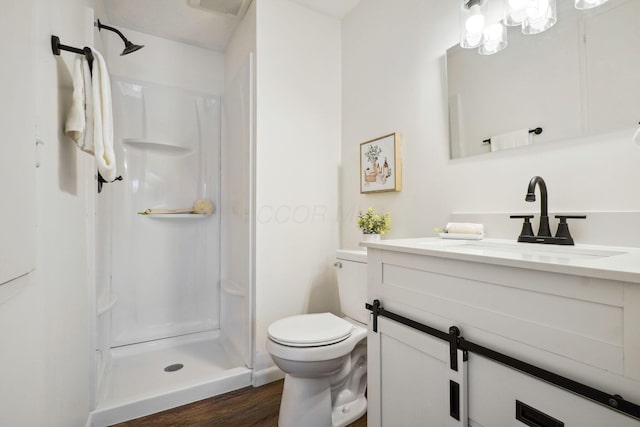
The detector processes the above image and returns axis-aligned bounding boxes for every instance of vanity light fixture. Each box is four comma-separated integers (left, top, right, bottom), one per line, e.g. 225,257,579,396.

574,0,609,10
522,0,557,35
460,0,488,49
465,0,611,56
504,0,529,26
479,23,508,55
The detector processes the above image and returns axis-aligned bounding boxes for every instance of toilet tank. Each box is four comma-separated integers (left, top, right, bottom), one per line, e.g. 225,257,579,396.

335,249,368,325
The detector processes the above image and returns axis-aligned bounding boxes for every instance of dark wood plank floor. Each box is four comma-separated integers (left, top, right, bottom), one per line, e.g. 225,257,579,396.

112,380,366,427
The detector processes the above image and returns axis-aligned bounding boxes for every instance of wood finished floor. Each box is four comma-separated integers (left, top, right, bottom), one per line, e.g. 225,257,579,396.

112,380,367,427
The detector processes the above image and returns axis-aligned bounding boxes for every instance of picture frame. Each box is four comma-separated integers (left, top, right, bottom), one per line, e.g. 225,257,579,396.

360,132,402,194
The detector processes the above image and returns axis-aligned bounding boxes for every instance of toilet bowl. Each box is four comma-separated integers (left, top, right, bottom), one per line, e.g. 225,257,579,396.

266,250,368,427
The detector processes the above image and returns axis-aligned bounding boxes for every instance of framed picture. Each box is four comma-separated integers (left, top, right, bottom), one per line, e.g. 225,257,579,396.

360,133,402,194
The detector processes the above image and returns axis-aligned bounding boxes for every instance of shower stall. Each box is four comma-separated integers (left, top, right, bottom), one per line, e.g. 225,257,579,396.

88,43,255,426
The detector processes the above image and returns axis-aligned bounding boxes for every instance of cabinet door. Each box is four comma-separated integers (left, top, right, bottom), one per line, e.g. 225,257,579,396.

368,317,467,426
468,355,640,427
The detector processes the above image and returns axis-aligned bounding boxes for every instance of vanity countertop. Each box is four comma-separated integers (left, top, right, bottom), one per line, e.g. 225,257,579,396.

362,237,640,284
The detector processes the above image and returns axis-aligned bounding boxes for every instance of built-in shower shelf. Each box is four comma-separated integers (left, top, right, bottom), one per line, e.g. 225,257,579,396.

143,213,212,219
122,138,193,154
97,293,119,316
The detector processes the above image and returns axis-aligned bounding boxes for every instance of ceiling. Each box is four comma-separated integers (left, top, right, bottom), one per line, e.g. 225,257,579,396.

103,0,360,52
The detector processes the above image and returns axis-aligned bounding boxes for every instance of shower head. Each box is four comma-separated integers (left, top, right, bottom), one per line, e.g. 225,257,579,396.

122,41,144,56
95,19,144,56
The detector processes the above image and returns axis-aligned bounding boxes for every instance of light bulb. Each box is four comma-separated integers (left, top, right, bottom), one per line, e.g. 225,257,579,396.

523,0,556,35
465,4,485,33
465,32,484,47
479,23,507,55
526,0,549,19
504,0,528,26
460,0,487,48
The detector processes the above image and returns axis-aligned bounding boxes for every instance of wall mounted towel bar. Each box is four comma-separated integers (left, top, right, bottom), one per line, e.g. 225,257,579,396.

51,35,94,68
482,127,543,145
50,35,123,194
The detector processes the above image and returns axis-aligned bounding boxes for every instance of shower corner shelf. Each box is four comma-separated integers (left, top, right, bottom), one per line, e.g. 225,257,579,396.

142,213,212,219
122,138,193,154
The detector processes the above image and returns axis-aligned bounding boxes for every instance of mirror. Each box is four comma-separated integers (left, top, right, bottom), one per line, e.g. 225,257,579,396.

446,0,640,159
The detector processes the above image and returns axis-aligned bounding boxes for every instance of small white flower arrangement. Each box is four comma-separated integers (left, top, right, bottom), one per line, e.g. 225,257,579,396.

357,207,391,235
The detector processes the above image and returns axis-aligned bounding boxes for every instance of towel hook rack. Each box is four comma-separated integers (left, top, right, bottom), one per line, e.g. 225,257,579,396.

51,35,123,193
482,127,543,145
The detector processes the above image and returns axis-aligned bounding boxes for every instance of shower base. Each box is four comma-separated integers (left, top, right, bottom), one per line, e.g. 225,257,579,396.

89,330,251,427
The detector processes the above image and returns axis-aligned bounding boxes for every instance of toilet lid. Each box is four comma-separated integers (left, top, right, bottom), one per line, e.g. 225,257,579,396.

268,313,353,347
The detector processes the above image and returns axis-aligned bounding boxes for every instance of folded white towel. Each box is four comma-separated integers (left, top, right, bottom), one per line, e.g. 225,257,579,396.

65,57,87,146
91,49,117,182
446,222,485,235
490,129,532,152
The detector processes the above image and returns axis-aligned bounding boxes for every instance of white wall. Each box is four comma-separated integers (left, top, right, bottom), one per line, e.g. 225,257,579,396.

103,27,225,95
225,0,257,90
0,3,40,423
341,0,640,249
0,0,108,426
253,0,342,375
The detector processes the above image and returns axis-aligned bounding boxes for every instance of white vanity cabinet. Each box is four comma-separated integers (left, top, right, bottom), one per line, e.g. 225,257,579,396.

364,239,640,427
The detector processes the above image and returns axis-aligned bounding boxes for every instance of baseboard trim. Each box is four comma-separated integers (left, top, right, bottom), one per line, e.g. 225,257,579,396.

252,365,284,387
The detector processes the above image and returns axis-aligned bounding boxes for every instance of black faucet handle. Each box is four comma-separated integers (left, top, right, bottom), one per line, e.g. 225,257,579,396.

554,215,586,242
510,215,535,238
555,215,587,220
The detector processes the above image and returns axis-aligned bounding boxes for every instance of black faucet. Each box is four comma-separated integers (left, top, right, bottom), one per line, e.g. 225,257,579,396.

526,176,551,237
511,176,586,245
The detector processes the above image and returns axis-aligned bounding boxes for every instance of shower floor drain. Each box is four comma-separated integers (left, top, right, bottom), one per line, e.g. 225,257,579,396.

164,363,184,372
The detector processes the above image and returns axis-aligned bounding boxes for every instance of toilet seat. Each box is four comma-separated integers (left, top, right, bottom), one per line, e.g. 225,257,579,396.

268,313,354,347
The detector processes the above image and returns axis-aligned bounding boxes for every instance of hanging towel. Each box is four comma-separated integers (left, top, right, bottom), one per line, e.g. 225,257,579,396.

90,49,117,182
65,57,87,146
490,128,532,152
65,57,94,153
82,57,94,154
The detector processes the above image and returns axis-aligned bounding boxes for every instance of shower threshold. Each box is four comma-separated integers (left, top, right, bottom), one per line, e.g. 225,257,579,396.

89,330,251,427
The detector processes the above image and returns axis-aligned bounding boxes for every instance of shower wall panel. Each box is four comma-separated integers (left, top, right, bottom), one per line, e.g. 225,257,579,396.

110,77,221,347
221,54,254,369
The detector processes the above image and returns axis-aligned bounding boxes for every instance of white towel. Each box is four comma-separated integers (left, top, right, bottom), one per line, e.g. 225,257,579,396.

82,58,94,154
446,222,485,235
490,129,532,152
65,57,94,154
90,49,117,182
65,57,87,146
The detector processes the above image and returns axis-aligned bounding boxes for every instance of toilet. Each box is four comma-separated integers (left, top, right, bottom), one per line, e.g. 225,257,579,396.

266,249,368,427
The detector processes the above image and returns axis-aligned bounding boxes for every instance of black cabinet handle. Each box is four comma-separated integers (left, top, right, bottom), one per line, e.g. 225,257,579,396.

516,400,564,427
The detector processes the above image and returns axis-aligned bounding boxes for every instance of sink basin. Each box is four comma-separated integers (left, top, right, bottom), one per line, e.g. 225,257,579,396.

415,239,626,262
